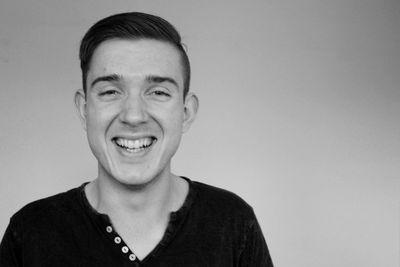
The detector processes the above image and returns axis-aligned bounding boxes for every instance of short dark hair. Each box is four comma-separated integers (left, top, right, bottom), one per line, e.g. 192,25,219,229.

79,12,190,98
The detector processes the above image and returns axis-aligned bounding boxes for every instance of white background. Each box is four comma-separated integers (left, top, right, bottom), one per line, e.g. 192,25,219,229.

0,1,399,266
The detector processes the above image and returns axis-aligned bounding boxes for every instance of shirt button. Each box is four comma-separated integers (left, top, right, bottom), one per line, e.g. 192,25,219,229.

129,254,136,261
114,236,121,244
122,246,129,253
106,226,113,233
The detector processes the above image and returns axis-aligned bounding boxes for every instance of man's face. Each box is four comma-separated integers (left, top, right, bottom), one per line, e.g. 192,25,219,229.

75,39,197,186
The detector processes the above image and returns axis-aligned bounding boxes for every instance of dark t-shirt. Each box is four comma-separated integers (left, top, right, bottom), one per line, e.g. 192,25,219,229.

0,177,273,266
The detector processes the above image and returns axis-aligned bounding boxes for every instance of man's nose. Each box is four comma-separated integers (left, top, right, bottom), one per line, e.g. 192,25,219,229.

119,94,149,125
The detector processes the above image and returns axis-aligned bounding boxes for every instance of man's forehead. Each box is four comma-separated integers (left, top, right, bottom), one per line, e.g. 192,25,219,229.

87,38,184,86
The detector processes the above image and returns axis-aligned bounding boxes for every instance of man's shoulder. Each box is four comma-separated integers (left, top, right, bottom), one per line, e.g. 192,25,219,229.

10,184,84,226
190,179,255,217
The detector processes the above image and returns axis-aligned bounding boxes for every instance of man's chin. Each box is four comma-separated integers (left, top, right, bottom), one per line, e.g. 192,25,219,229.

97,157,171,190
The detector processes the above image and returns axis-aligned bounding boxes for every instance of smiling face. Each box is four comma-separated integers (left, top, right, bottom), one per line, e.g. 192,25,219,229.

75,39,198,186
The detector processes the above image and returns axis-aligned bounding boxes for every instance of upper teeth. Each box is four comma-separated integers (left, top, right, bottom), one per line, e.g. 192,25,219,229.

115,137,153,149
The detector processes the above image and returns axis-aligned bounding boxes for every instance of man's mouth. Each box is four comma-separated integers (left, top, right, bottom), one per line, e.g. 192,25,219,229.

112,137,157,153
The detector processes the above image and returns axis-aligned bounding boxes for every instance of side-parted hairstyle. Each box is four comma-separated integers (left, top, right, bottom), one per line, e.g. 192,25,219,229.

79,12,191,98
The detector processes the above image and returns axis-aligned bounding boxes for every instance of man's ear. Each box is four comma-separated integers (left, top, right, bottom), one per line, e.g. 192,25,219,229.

74,89,87,131
182,92,199,133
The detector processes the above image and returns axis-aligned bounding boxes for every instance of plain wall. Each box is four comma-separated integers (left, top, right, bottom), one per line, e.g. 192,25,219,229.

0,1,399,266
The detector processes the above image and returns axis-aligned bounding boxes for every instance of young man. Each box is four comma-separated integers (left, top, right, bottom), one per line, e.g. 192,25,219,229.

0,12,273,266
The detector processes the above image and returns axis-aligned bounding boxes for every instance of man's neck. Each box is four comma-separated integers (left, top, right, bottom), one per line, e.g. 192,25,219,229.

85,170,188,222
84,170,189,260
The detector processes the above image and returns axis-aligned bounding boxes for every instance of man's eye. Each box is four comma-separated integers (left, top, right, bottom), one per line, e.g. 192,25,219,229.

152,90,170,96
148,87,171,99
99,90,118,97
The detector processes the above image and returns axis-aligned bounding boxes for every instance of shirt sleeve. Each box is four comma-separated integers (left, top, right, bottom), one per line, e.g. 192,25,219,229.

0,218,22,267
239,211,274,267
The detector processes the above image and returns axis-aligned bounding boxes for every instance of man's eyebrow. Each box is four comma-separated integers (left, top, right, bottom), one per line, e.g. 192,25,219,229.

90,74,122,88
146,75,178,88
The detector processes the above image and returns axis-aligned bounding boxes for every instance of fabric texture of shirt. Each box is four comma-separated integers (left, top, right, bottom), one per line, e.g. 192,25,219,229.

0,177,273,266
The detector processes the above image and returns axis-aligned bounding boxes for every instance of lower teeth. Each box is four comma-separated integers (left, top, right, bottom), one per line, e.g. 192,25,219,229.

126,147,145,152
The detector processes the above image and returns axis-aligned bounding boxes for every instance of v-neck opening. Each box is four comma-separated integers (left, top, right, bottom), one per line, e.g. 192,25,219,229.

78,176,197,264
